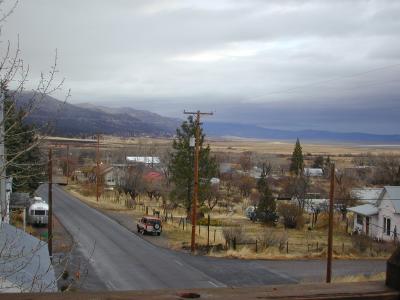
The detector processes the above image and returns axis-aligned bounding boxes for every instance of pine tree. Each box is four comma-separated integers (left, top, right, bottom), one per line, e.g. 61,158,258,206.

4,91,45,193
256,165,277,223
169,116,218,215
290,138,304,176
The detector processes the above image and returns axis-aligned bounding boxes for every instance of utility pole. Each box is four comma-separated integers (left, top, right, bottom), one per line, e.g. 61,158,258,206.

0,90,6,223
96,134,100,202
48,148,53,259
183,110,213,253
326,163,335,283
66,144,69,185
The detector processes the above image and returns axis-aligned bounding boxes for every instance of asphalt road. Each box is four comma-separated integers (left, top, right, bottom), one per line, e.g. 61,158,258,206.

36,184,386,291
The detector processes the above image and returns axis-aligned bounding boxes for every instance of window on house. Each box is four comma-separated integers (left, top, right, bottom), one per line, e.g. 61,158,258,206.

384,217,391,236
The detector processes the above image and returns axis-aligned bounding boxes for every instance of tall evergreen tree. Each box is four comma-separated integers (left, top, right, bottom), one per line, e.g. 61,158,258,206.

169,116,218,215
290,138,304,176
4,91,44,193
256,165,277,223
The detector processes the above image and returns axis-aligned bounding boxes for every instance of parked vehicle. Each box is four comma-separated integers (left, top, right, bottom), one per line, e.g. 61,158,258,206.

137,216,162,236
27,197,48,226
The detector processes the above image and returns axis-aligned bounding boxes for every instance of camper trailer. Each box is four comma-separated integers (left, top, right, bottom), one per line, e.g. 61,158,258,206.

27,197,48,226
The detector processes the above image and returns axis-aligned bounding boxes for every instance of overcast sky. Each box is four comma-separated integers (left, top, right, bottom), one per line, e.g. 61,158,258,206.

2,0,400,134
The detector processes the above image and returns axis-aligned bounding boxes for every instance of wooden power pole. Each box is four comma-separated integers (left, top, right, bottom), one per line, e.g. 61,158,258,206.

96,134,100,202
326,163,335,283
66,144,69,185
48,148,53,259
183,110,213,253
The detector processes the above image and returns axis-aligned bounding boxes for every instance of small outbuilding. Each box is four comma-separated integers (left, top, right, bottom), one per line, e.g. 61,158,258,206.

303,168,323,177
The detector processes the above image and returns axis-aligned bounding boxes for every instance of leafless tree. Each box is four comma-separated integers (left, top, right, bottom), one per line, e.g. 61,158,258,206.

335,171,359,220
117,164,145,207
283,174,311,213
239,151,252,172
372,154,400,185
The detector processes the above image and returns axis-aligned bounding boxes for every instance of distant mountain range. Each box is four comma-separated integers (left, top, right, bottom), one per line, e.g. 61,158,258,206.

16,92,180,137
203,122,400,143
15,92,400,143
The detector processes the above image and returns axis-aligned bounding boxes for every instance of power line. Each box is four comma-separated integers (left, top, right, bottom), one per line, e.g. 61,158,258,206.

249,62,400,102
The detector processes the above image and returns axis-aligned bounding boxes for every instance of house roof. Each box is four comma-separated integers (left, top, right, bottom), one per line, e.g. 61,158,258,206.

304,168,323,176
380,186,400,213
143,171,163,181
126,156,160,164
351,188,383,204
347,204,379,216
0,223,57,292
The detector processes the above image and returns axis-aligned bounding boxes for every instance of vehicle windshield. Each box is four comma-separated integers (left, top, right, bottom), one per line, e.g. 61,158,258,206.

146,219,160,225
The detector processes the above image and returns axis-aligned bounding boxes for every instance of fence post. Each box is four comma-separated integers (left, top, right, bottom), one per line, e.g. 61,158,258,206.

342,242,345,254
316,242,319,252
207,214,210,247
286,241,289,254
198,225,200,236
233,237,237,250
145,206,148,215
214,229,216,243
308,244,310,253
255,240,258,253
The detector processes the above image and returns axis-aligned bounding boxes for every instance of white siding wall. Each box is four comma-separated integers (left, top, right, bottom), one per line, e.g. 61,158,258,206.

369,215,380,239
377,195,400,241
352,214,380,238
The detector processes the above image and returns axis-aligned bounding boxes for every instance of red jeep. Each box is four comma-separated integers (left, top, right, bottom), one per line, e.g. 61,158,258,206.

137,216,162,236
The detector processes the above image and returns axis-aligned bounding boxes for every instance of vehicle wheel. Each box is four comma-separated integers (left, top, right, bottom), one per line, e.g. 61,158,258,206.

141,229,146,235
157,232,161,236
137,226,140,233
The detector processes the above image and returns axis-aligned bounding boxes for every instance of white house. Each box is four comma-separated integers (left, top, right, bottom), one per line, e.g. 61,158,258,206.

303,168,323,177
347,186,400,241
126,156,160,166
100,166,126,188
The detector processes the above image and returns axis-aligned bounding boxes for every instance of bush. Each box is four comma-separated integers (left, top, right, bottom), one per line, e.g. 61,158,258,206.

277,203,303,229
61,270,69,280
222,226,245,243
315,212,339,229
255,211,279,225
351,234,371,253
257,228,288,250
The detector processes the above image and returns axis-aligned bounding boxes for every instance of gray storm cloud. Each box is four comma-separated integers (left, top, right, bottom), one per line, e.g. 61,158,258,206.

1,0,399,134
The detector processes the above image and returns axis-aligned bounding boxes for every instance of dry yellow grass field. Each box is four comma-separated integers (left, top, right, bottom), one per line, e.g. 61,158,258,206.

46,135,400,156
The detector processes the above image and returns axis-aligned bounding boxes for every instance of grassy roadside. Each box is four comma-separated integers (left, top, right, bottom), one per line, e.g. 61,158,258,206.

62,184,393,260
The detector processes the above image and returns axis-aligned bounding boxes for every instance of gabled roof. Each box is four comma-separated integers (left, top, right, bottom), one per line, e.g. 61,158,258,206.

351,188,383,204
378,186,400,213
347,204,378,216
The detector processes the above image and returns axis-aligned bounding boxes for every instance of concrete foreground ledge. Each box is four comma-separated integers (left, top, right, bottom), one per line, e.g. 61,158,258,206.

1,281,399,300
